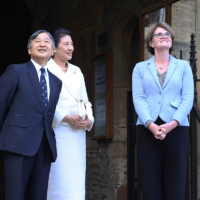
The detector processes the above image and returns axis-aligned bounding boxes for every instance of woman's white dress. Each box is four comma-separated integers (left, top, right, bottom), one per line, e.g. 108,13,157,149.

47,58,94,200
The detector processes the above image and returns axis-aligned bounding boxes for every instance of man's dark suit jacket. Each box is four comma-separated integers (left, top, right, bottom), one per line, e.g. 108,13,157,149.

0,60,62,162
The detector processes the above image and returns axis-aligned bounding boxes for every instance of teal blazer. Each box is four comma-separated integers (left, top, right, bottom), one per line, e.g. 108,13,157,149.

132,55,194,126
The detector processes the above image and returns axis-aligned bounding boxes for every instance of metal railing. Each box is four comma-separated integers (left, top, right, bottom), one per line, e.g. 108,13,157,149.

189,33,200,200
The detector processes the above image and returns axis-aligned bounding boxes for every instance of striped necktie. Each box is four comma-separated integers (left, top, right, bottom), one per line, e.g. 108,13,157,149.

40,67,48,110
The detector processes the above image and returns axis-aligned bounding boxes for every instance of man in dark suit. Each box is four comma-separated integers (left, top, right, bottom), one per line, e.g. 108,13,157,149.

0,30,62,200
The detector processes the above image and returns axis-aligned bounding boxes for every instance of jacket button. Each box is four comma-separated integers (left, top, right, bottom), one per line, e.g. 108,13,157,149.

41,127,44,131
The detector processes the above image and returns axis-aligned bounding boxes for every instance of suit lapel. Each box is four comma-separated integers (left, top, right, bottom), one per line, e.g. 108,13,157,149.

148,56,161,90
46,70,56,113
26,60,44,111
162,55,177,89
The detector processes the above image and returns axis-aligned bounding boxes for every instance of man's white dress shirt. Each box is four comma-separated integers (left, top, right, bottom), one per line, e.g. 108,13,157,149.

31,59,50,100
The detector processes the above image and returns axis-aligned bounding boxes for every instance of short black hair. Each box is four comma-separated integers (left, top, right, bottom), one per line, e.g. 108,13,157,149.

27,30,55,48
53,28,74,48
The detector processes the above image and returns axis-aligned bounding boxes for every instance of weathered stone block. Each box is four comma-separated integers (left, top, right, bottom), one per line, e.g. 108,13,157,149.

108,142,127,158
92,175,101,181
88,159,98,166
116,185,127,200
98,147,107,154
86,186,102,200
86,138,99,149
106,186,115,200
91,153,98,158
100,166,106,176
109,158,127,186
113,127,127,142
101,158,109,167
92,179,100,186
96,157,102,165
86,153,91,158
92,166,100,175
87,149,98,153
113,88,128,127
100,180,106,188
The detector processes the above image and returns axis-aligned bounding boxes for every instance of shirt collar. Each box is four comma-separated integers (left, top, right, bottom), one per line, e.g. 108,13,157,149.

31,59,48,74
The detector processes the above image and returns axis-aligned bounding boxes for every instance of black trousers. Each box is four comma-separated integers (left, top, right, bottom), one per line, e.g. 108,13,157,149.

137,117,189,200
4,133,52,200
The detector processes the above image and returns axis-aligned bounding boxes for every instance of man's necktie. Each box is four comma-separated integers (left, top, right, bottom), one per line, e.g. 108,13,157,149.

40,67,48,110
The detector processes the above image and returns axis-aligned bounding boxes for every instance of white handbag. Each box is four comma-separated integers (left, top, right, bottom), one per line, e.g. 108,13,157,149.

64,83,87,120
78,100,87,120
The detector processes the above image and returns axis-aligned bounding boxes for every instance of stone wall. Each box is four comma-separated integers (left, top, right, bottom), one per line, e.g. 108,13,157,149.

171,0,195,60
86,146,110,200
85,130,128,200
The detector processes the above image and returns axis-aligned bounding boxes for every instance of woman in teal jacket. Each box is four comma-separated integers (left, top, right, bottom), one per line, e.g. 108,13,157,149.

132,22,194,200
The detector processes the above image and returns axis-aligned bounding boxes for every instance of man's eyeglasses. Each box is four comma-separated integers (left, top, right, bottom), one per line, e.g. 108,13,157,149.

152,32,171,39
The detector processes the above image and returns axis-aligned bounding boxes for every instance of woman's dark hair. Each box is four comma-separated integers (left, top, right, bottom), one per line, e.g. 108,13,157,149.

53,28,74,48
146,22,174,55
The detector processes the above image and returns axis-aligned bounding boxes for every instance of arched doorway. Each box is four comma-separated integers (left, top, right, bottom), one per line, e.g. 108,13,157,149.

121,16,140,200
112,7,140,199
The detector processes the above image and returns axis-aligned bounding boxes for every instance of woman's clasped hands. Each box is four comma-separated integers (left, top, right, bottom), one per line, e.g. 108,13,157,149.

148,120,178,140
63,114,92,129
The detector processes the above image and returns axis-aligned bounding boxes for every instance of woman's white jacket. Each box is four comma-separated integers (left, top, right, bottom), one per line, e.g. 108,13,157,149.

47,58,94,131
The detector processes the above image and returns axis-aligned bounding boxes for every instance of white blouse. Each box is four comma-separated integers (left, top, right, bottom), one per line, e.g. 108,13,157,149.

47,58,94,131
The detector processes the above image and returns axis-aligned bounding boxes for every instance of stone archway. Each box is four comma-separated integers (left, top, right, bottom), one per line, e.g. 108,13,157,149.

112,5,140,134
109,2,140,199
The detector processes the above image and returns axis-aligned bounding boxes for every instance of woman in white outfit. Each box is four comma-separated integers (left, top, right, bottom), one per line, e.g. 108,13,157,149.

47,28,94,200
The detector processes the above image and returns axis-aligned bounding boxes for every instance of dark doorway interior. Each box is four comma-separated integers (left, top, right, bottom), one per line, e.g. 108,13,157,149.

126,16,140,200
0,0,32,75
0,1,32,198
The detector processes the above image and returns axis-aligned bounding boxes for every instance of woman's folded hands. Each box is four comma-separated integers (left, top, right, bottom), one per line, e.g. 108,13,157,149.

148,120,178,140
63,114,92,129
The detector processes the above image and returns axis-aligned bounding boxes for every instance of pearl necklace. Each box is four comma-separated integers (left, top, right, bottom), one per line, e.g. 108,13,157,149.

61,66,68,71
